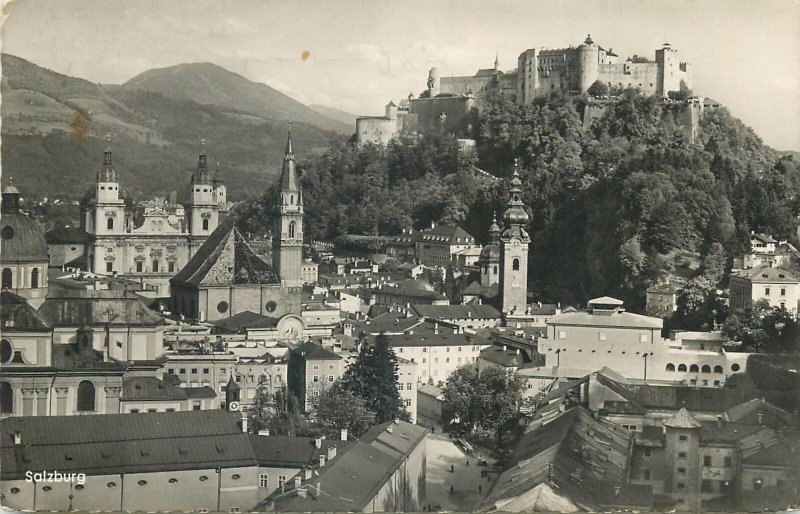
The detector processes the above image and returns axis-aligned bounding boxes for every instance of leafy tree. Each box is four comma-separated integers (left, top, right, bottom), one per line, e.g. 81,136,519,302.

312,381,376,439
587,80,609,97
248,388,305,436
442,365,525,444
343,333,409,423
723,299,800,354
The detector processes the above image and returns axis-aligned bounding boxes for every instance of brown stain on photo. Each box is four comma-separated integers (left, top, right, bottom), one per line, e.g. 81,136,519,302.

301,50,310,61
68,110,91,140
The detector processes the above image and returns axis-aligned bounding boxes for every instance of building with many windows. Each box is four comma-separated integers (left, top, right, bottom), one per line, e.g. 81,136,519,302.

287,342,345,411
729,265,800,316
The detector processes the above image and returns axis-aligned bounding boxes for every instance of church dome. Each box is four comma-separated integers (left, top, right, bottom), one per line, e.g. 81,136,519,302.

1,190,48,264
96,139,118,183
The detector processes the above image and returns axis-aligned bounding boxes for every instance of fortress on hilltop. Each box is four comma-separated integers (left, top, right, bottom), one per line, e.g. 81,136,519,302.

356,35,698,146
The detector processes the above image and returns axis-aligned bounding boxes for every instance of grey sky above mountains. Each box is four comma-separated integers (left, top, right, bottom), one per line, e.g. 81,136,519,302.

3,0,798,150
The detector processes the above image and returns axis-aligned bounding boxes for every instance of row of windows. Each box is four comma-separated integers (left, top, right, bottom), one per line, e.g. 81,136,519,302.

665,363,738,373
556,330,650,343
397,382,414,391
0,380,95,414
312,375,335,383
1,268,40,289
134,260,175,273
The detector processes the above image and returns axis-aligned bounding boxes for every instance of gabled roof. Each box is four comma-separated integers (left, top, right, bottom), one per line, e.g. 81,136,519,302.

248,434,353,468
725,398,797,425
122,376,215,401
171,222,278,287
51,344,127,372
664,407,702,429
480,345,529,367
0,410,256,479
588,296,624,306
0,291,51,331
44,226,88,244
418,224,476,244
752,233,778,244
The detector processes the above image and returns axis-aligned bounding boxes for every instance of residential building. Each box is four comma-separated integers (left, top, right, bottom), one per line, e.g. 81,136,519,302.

411,303,501,330
646,281,680,317
287,342,345,412
729,265,800,315
163,351,237,402
415,224,480,267
369,279,449,307
396,357,419,423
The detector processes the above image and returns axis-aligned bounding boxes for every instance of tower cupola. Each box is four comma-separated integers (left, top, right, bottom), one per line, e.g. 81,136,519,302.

503,159,530,228
192,139,214,186
97,136,119,183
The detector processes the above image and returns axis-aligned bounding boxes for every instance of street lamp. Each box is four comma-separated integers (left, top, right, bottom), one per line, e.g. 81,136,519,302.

555,349,561,368
642,353,650,381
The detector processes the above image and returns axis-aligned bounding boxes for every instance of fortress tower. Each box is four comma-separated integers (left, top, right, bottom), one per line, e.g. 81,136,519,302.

272,126,304,290
499,159,531,316
577,34,600,93
427,67,440,97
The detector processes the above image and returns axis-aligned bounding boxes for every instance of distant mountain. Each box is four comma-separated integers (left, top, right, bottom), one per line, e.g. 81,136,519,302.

775,149,800,161
310,104,358,128
123,63,352,134
1,54,344,200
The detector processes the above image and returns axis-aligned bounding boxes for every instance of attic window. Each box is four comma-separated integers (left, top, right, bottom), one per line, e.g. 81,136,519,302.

179,448,189,455
140,449,149,457
216,445,226,454
65,453,73,461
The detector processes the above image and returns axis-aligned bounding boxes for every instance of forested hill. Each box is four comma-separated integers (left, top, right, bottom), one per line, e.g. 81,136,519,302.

235,90,800,310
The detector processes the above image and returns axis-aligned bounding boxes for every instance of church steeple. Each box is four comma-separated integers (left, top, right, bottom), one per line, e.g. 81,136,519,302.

489,212,501,243
273,122,304,290
2,177,21,212
280,122,298,191
192,139,213,185
97,136,118,183
499,157,531,317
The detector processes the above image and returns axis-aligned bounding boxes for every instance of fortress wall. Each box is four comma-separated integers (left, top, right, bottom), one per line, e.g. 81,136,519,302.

409,96,475,135
440,75,494,96
598,62,659,95
356,117,397,146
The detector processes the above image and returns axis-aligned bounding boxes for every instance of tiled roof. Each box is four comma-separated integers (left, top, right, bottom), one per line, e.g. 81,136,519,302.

411,303,501,320
664,407,702,429
248,435,353,468
51,344,127,372
0,410,256,479
0,291,51,331
122,376,214,401
479,345,529,367
291,341,341,361
724,398,797,425
380,331,492,348
351,312,424,334
418,224,476,244
171,222,278,287
733,265,799,283
39,289,164,327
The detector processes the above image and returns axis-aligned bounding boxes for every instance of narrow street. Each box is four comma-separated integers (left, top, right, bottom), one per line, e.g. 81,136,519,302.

423,432,499,511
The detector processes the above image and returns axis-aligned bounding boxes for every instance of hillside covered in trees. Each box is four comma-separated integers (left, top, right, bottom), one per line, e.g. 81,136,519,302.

236,89,800,311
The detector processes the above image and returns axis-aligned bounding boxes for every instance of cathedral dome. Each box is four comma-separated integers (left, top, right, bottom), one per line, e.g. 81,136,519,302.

1,190,48,264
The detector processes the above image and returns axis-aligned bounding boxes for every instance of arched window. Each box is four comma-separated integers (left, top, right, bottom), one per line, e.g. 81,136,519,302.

30,268,39,289
713,365,723,374
107,218,114,230
152,260,159,273
512,258,520,271
2,268,12,289
678,364,687,372
290,195,294,205
76,381,96,412
493,266,498,274
202,219,209,231
0,340,12,363
689,364,699,373
701,365,711,373
0,382,12,414
289,221,296,239
666,363,675,372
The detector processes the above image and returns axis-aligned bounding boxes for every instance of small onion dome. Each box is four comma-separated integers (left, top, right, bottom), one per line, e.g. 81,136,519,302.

503,162,530,226
192,140,214,185
480,243,500,262
97,137,119,183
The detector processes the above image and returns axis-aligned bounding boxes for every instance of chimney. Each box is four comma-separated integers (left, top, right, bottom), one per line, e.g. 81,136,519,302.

503,345,507,351
434,323,439,334
297,487,307,498
340,428,348,441
327,445,336,461
386,425,393,434
241,417,249,433
394,418,400,424
516,348,520,355
315,437,322,449
716,415,723,430
314,482,321,497
304,467,312,480
319,454,326,467
431,221,435,229
294,476,302,489
13,431,21,445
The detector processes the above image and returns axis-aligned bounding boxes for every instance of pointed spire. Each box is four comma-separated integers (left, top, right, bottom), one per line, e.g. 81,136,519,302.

192,138,213,185
494,53,499,70
489,211,501,242
280,122,298,191
503,157,529,227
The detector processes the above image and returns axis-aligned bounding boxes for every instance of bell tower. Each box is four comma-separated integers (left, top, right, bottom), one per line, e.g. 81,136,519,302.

86,137,127,275
272,124,304,290
185,140,220,253
499,159,531,316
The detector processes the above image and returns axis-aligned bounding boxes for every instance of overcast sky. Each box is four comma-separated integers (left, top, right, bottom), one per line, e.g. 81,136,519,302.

3,0,799,150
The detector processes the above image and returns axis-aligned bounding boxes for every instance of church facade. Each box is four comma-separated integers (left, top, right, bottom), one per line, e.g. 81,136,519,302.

79,140,229,297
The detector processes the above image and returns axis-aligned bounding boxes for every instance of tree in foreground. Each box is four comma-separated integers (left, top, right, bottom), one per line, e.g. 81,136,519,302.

442,365,525,444
343,333,409,423
312,381,376,439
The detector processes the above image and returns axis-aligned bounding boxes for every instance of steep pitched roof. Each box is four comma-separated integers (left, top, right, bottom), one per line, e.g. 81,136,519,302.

664,407,702,429
411,303,501,320
291,341,341,361
210,310,280,332
418,224,476,244
171,222,278,287
248,435,354,468
0,291,51,331
733,265,799,284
